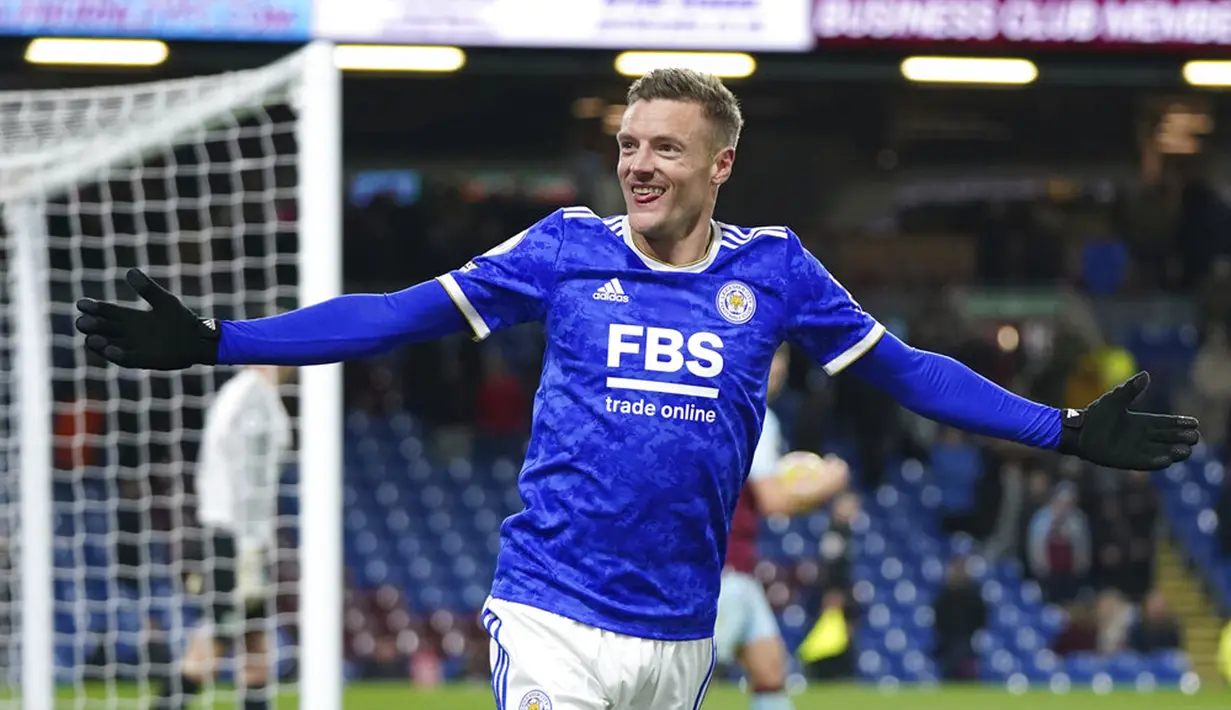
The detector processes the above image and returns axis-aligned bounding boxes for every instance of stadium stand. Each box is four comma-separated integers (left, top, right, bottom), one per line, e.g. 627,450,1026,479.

1159,453,1231,612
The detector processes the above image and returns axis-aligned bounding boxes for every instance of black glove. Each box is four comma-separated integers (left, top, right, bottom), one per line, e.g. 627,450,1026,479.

75,268,220,370
1056,371,1200,470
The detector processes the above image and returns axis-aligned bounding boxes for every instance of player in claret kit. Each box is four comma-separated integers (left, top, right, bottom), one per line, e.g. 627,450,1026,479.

78,68,1200,709
715,343,850,710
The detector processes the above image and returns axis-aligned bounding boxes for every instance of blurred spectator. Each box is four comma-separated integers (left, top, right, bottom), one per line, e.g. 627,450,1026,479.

1094,589,1134,655
1218,474,1231,559
804,589,856,681
1094,535,1129,599
1176,177,1231,290
1120,182,1178,291
816,493,860,612
1187,324,1231,448
1052,600,1098,656
1017,467,1054,564
365,635,410,679
1129,591,1182,654
462,630,492,682
1094,344,1139,393
1118,470,1159,600
976,200,1011,283
932,557,987,680
1030,325,1092,408
1080,229,1131,296
114,477,153,593
85,475,155,676
473,349,530,462
1027,482,1092,603
53,392,105,469
931,428,985,539
1021,202,1066,284
1064,344,1139,412
410,645,444,687
402,341,451,423
831,370,899,489
984,460,1025,560
1198,257,1231,334
1082,466,1140,598
1064,352,1107,412
1220,616,1231,685
807,492,860,683
143,616,172,683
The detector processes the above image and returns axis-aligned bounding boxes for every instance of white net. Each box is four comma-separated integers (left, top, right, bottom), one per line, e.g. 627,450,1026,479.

0,50,311,708
0,219,17,695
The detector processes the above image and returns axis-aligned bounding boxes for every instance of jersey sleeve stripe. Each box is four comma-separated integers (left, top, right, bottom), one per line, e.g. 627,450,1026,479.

436,273,492,341
822,321,886,375
561,206,599,220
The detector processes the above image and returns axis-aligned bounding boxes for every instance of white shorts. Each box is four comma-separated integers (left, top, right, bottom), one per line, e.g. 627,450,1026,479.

481,597,717,710
713,571,781,666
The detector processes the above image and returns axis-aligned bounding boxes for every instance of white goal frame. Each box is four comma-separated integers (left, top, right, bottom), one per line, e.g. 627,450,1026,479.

2,40,343,710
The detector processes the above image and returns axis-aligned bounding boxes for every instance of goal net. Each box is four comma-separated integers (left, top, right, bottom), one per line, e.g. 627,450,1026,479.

0,47,334,709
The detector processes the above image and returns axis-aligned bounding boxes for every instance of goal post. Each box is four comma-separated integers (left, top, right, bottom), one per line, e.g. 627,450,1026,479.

294,41,344,710
0,40,343,710
7,196,55,710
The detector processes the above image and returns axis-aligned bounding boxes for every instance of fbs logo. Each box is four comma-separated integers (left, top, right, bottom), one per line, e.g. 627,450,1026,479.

593,278,630,303
607,324,724,377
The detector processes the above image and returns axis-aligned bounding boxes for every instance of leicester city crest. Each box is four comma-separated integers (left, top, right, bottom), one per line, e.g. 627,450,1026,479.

519,689,552,710
716,281,757,325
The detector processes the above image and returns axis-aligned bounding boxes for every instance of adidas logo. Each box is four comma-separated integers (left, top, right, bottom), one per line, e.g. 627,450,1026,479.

592,278,630,303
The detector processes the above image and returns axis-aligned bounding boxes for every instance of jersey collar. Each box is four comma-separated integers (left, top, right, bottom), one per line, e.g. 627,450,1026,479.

618,216,722,274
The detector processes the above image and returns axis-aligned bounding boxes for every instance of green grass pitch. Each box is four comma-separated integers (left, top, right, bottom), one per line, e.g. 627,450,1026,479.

15,682,1231,709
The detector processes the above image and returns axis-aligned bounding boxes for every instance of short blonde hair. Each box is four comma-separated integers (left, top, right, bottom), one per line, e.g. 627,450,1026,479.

625,68,744,149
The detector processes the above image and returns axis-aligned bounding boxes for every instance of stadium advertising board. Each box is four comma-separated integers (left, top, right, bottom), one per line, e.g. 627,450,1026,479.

815,0,1231,47
313,0,814,51
0,0,313,41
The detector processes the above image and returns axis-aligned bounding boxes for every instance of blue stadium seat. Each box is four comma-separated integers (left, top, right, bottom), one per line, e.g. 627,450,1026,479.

1065,652,1104,683
1023,649,1061,682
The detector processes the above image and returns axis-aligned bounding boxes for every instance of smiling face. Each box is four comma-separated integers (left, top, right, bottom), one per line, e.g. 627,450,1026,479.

617,68,744,245
616,99,734,243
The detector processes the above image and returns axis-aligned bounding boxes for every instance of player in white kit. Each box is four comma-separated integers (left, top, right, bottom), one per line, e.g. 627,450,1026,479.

156,366,291,710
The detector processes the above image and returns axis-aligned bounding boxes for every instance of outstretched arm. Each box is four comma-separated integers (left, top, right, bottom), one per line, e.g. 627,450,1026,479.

846,332,1060,448
219,280,464,365
783,231,1198,470
76,269,465,369
750,453,850,516
846,332,1199,470
79,212,567,370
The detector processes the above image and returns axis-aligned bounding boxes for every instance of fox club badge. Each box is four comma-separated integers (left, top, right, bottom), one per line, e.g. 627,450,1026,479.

716,281,756,325
519,689,552,710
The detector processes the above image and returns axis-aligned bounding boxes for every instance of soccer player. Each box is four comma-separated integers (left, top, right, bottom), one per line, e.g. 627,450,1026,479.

715,343,849,710
77,69,1199,709
156,365,291,710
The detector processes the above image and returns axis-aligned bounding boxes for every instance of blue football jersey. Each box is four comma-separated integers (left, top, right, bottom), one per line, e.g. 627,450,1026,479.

436,206,885,640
